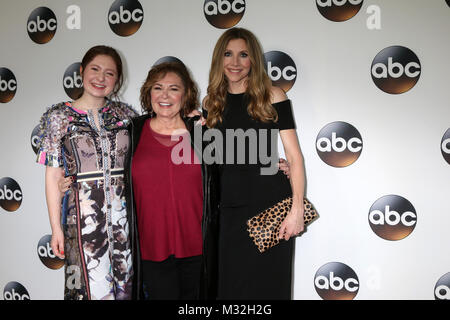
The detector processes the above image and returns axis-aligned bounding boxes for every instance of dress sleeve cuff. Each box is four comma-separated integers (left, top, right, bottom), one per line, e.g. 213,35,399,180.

36,151,61,167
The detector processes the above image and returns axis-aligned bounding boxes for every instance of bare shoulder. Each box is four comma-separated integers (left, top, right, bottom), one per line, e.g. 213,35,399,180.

270,86,288,104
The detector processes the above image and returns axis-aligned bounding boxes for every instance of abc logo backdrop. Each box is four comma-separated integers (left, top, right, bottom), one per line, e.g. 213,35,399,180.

368,195,417,241
0,67,17,103
0,177,23,212
3,282,30,300
153,56,185,67
0,0,449,301
441,128,450,165
316,121,363,167
30,125,41,154
37,235,64,270
314,262,359,300
27,7,57,44
316,0,363,22
435,273,450,300
204,0,245,29
63,62,83,100
108,0,144,37
264,51,297,92
371,46,421,94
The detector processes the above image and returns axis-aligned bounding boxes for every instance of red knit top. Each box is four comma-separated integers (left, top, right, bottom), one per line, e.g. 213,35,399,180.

132,119,203,261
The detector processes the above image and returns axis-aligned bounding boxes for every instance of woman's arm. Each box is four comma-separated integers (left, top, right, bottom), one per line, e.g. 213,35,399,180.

278,129,305,240
270,86,306,241
45,166,65,259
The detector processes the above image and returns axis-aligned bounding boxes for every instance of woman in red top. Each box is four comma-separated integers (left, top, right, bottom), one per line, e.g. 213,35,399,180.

126,62,218,300
133,63,202,299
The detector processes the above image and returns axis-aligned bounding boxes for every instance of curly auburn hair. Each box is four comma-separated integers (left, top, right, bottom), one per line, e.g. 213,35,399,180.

140,62,199,117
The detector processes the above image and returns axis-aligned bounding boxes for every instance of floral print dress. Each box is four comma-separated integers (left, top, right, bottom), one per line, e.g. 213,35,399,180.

36,100,137,300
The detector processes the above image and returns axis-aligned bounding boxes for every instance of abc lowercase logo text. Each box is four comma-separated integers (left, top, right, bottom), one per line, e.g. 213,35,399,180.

0,67,17,103
368,195,417,241
316,121,363,167
371,46,421,94
27,7,57,44
314,262,359,300
108,0,144,37
204,0,245,29
0,177,23,212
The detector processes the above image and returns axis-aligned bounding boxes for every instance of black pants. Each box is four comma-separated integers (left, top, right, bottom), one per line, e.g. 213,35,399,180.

142,255,202,300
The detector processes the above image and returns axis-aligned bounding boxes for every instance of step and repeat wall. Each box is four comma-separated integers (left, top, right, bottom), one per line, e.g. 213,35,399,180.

1,0,449,300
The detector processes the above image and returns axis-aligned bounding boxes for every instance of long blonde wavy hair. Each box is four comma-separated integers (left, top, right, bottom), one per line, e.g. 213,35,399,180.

204,28,278,128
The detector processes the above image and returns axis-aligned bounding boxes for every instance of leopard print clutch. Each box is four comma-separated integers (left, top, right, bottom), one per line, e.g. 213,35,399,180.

247,197,318,253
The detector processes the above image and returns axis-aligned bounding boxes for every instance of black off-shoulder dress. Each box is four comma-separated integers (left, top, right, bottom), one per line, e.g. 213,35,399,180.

216,92,296,300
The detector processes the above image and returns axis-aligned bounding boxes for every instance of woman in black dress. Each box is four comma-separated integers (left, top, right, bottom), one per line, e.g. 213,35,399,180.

203,28,306,300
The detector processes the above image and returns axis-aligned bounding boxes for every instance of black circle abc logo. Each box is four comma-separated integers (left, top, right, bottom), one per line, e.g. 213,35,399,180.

264,51,297,92
446,0,450,8
37,234,65,270
31,124,41,155
316,121,363,167
204,0,246,29
371,46,421,94
441,128,450,165
27,7,57,44
435,272,450,300
0,67,17,103
153,56,184,67
316,0,363,22
368,195,417,241
3,281,30,300
314,262,359,300
108,0,144,37
63,62,83,100
0,177,23,212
